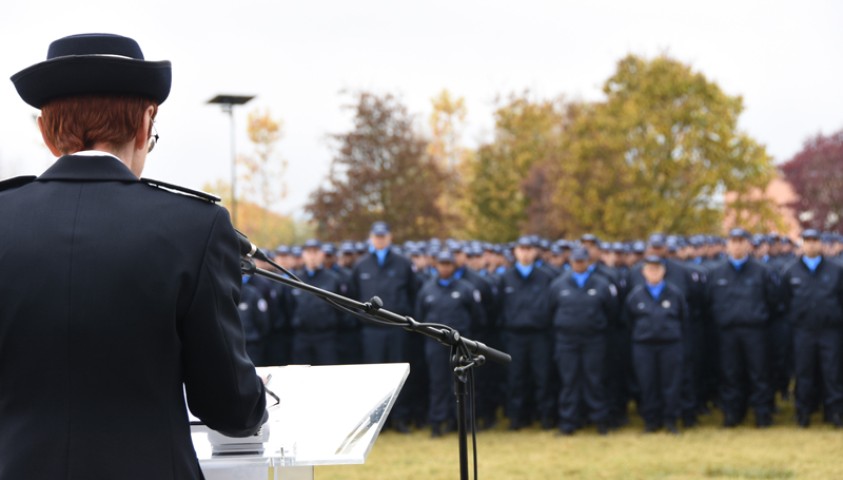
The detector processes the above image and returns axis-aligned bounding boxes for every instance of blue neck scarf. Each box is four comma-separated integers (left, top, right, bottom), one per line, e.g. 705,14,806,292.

369,246,389,266
571,270,591,288
438,278,453,287
515,262,534,278
454,266,466,280
729,255,748,271
803,255,822,272
647,281,665,300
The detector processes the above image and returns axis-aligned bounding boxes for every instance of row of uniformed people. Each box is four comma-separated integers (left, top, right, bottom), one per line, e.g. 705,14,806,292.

236,223,843,435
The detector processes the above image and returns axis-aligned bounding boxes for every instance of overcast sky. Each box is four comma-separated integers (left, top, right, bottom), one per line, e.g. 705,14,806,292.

1,0,841,218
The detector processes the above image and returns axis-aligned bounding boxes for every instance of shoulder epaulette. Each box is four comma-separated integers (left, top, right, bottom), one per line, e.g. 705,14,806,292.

140,178,221,204
0,175,37,192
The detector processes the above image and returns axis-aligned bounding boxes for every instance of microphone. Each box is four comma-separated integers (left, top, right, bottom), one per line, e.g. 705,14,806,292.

235,229,268,261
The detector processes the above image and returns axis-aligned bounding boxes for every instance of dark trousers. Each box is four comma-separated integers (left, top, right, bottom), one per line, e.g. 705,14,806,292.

502,330,553,424
606,327,633,423
361,326,410,420
474,328,504,423
263,329,292,366
794,327,843,416
336,328,362,365
633,341,683,427
425,339,456,424
769,316,793,396
554,332,608,429
291,330,339,366
718,326,773,419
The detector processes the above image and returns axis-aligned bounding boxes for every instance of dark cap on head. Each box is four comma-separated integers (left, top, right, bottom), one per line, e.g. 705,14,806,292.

515,235,534,248
570,247,590,262
580,233,599,244
643,254,665,265
435,250,455,263
648,233,667,248
12,33,172,108
302,238,322,249
728,228,751,240
370,221,390,236
802,229,820,240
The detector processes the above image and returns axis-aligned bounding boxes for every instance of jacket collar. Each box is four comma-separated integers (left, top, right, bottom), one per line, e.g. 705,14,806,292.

38,154,139,182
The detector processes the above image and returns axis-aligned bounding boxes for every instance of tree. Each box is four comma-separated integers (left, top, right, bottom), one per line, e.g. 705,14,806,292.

428,89,468,235
240,108,287,213
460,92,568,242
305,92,446,242
202,179,312,248
781,129,843,232
554,54,778,239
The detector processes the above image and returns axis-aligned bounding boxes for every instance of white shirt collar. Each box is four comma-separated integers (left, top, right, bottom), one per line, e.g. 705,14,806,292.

72,150,123,162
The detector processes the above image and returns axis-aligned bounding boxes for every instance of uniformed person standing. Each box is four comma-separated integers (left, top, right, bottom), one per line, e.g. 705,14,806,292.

289,239,343,366
1,33,267,479
498,236,555,430
416,251,484,437
624,256,689,434
548,247,619,435
781,229,843,427
707,228,776,427
350,221,419,432
238,274,271,365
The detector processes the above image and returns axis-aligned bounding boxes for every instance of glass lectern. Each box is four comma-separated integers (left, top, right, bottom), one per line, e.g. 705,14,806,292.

192,363,410,480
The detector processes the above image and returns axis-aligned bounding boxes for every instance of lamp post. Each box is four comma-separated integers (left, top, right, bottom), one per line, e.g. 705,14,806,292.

207,94,255,228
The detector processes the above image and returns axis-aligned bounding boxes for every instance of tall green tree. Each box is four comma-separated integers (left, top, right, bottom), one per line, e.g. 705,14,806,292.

555,54,777,239
461,93,567,242
306,92,446,242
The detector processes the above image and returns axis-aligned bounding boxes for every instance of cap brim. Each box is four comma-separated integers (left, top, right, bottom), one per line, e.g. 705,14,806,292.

12,56,171,108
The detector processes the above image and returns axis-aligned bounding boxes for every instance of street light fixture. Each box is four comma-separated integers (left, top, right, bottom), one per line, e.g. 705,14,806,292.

207,94,255,227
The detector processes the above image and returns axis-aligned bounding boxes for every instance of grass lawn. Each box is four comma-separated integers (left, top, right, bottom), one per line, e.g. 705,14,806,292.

317,400,843,480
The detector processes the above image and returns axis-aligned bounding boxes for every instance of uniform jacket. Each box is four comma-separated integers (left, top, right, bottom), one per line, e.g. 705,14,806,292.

0,155,267,480
781,256,843,330
351,248,418,322
623,282,689,343
416,278,484,334
239,279,271,342
498,265,553,331
548,271,619,335
290,268,343,331
706,258,775,328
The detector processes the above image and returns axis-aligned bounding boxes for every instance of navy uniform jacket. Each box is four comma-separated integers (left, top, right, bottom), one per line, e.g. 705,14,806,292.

781,256,843,330
455,266,494,328
548,271,619,335
290,268,343,331
0,156,267,480
707,258,775,328
631,258,705,321
416,278,484,334
624,283,689,343
239,279,271,342
498,266,554,331
351,249,418,319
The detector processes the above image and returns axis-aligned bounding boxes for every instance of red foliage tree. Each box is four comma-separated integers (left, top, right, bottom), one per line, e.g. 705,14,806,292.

781,129,843,232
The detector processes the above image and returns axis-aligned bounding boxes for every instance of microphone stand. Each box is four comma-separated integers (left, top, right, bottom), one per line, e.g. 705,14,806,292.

238,243,511,480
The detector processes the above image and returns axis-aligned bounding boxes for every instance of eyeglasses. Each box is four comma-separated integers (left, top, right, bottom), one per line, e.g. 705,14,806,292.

148,124,159,153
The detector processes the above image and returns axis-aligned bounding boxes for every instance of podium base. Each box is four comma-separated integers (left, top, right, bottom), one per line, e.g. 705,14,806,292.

202,464,313,480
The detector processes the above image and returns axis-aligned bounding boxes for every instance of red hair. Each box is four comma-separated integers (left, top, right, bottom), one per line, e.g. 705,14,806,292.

40,95,158,154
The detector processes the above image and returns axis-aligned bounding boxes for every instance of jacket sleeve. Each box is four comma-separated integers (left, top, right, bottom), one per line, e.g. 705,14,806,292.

181,208,268,437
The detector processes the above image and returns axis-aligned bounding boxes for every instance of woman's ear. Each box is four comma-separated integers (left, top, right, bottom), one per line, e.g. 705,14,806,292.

135,105,156,152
